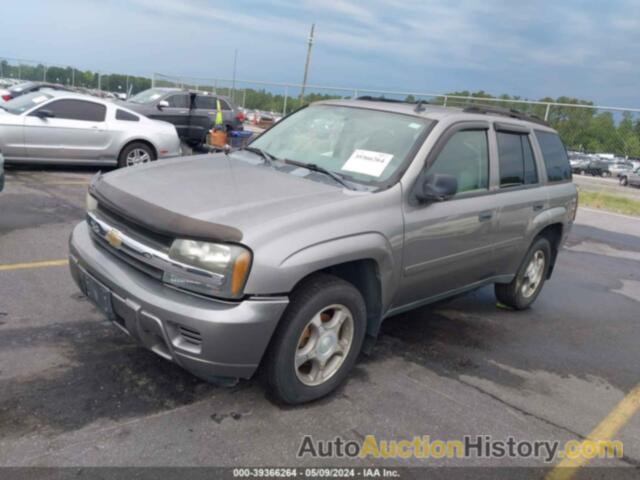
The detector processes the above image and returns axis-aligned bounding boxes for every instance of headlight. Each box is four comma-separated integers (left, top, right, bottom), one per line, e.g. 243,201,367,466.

163,239,252,299
86,192,98,213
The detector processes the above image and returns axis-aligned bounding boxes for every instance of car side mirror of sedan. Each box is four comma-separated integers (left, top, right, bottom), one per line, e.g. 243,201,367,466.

35,109,54,119
415,173,458,203
157,100,169,110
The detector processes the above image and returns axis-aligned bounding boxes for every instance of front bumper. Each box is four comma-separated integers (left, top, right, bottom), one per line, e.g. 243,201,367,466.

69,221,288,380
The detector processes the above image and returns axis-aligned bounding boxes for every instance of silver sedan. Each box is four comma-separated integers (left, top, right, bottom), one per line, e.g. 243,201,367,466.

0,90,181,167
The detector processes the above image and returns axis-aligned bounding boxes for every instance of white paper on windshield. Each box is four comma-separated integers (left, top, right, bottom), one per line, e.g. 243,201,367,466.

32,95,48,104
341,149,394,177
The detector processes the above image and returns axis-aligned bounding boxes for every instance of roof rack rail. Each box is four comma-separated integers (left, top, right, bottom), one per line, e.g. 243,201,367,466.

356,95,430,113
463,104,549,126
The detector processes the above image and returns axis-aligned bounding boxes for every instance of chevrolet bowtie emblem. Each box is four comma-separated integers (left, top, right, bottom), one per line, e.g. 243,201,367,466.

106,229,123,249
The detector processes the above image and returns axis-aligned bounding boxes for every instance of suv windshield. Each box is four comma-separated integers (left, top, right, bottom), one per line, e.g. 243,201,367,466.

128,88,172,104
3,91,53,114
249,105,433,186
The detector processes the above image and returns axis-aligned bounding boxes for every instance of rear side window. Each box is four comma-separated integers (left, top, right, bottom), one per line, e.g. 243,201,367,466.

535,131,571,182
34,99,106,122
428,129,489,193
497,132,538,187
116,109,139,121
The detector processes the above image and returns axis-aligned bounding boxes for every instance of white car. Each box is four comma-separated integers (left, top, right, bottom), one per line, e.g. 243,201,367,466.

0,90,181,167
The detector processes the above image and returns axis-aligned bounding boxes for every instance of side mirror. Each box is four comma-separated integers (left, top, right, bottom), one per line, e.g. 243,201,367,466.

415,173,458,202
157,100,169,110
35,109,54,119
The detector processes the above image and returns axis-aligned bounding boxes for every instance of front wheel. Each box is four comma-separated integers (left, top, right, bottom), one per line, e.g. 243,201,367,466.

495,237,551,310
264,274,366,405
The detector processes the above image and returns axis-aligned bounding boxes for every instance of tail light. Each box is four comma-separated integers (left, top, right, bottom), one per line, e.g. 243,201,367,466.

1,95,11,102
236,112,244,122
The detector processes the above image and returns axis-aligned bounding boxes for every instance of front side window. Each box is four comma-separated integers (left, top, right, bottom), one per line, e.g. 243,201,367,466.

249,105,433,186
535,131,571,182
427,129,489,193
194,95,216,110
33,99,106,122
166,94,190,108
497,131,538,187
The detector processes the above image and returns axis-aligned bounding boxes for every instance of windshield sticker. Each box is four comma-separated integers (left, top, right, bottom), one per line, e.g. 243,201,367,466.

342,149,394,177
408,122,422,129
31,95,48,104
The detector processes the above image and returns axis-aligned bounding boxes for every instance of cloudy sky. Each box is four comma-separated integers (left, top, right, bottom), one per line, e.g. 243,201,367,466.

2,0,639,105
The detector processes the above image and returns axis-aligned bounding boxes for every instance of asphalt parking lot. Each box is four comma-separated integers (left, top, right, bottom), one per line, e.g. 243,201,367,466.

1,166,639,476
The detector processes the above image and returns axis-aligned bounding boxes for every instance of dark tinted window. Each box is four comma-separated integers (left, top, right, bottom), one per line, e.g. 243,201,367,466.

194,95,216,110
116,109,139,121
428,129,489,193
219,99,231,111
497,132,538,187
166,94,189,108
535,131,571,182
34,99,106,122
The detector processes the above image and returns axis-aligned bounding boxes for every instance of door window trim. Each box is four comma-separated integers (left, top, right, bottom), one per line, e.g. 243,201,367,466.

413,121,493,203
494,129,540,192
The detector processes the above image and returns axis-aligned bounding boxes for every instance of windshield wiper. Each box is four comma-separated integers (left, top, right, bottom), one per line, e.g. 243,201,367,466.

283,159,356,190
242,146,277,165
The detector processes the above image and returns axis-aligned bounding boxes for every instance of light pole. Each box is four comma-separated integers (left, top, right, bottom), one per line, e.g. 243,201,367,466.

232,49,238,104
299,23,315,106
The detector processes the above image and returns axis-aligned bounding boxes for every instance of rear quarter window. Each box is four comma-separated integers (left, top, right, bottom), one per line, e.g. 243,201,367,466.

116,109,140,121
535,130,571,182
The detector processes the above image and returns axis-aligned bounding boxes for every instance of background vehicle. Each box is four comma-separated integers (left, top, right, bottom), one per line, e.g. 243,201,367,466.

0,90,181,167
619,167,640,187
0,149,4,191
3,81,71,101
122,88,244,146
579,157,610,176
609,161,634,177
70,100,576,404
569,153,590,173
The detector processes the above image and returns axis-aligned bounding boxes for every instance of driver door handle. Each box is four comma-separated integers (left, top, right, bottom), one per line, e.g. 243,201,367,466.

478,211,493,222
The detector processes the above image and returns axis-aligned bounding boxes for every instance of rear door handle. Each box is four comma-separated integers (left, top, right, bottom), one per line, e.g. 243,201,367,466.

478,211,493,221
533,204,544,211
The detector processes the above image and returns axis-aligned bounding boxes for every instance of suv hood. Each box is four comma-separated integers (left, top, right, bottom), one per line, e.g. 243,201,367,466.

91,154,356,242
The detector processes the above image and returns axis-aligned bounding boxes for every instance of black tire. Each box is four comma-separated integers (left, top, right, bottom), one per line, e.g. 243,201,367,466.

620,177,628,186
495,237,552,310
117,142,156,168
264,273,366,405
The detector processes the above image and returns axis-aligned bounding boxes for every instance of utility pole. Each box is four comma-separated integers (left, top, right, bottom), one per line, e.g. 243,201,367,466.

232,49,238,103
299,23,315,106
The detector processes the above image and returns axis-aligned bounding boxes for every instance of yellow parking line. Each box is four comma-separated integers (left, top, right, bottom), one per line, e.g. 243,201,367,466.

547,384,640,480
0,259,69,271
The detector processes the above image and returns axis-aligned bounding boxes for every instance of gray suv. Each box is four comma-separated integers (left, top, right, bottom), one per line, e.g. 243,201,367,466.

122,88,243,146
69,99,577,404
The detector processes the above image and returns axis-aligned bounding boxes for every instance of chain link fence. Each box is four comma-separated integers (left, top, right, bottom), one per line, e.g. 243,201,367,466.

1,55,639,159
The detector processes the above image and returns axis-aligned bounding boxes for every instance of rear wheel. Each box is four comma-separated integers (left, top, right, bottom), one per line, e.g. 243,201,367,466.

495,237,551,310
118,142,156,168
264,274,366,405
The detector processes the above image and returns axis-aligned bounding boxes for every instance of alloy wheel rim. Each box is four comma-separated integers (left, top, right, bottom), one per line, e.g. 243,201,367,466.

521,250,546,298
126,148,151,167
294,304,354,387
